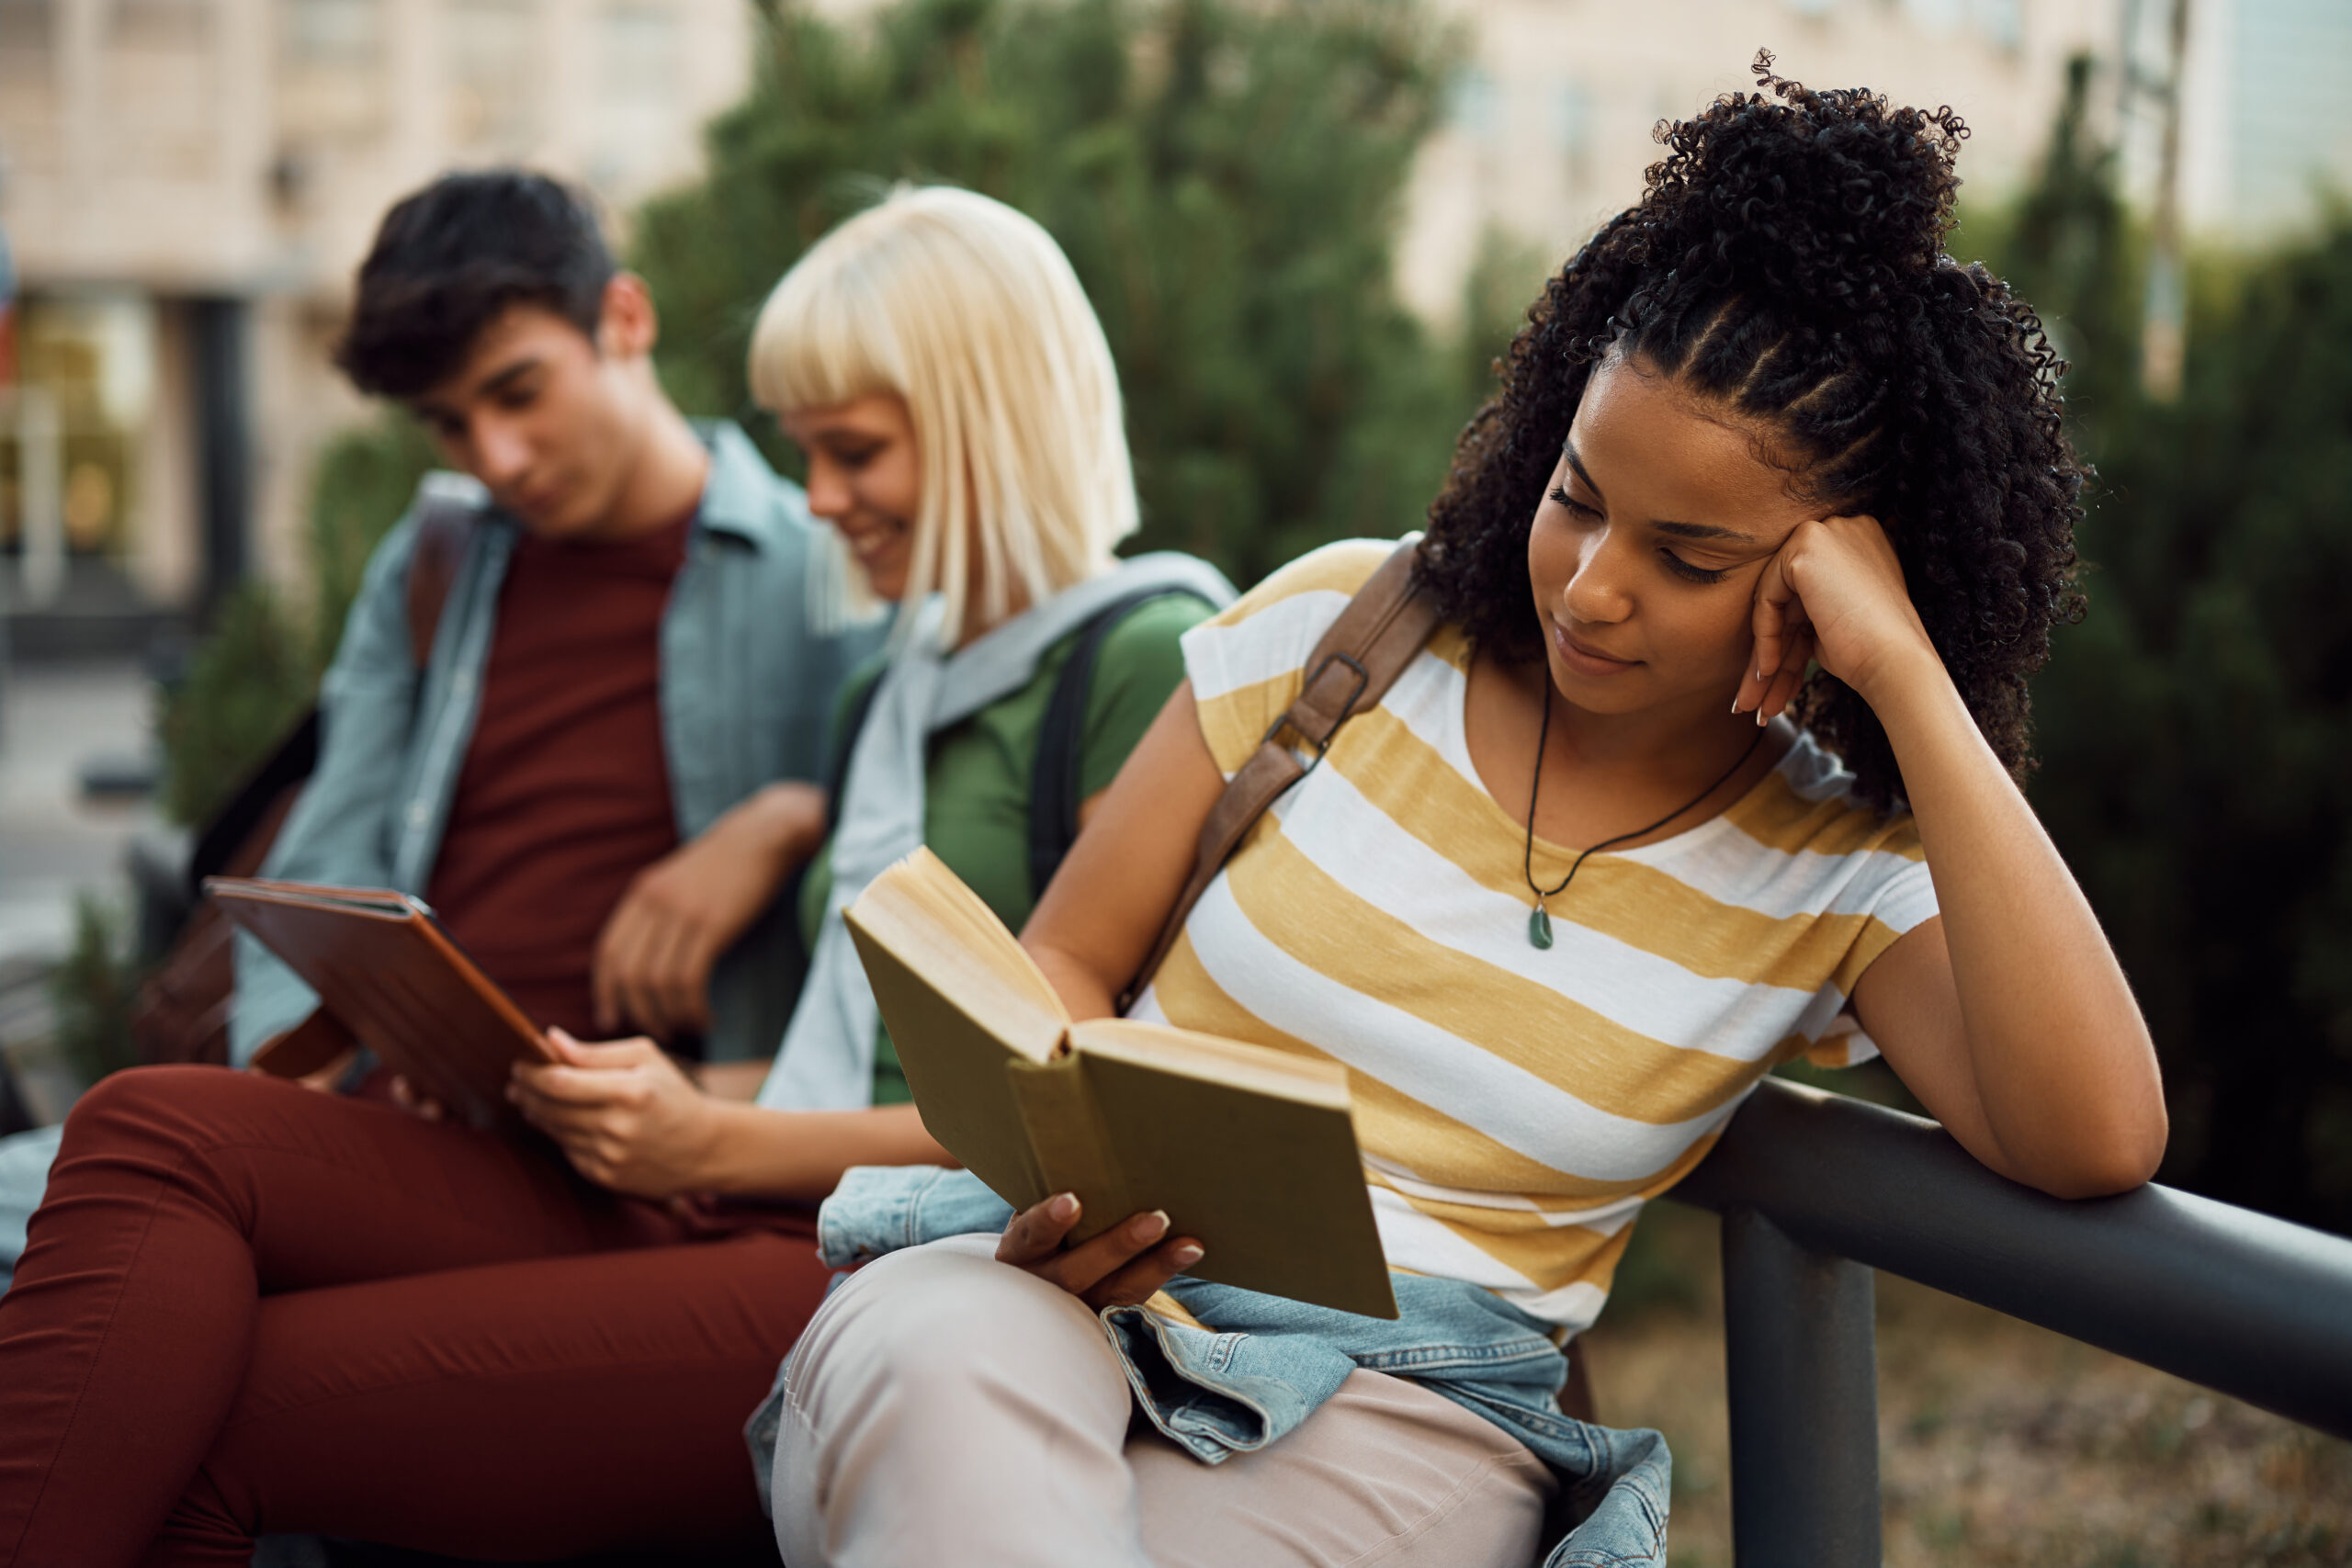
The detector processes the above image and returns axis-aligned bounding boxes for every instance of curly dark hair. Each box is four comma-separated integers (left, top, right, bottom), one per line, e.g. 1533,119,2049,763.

1417,51,2086,809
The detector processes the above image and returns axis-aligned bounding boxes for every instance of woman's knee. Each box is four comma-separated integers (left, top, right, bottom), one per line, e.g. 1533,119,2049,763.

787,1235,1113,1410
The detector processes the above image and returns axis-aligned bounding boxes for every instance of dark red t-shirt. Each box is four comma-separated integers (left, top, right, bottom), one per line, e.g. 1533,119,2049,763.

425,513,693,1042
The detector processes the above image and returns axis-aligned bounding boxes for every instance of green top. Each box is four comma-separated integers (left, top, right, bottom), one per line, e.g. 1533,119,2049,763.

798,592,1213,1103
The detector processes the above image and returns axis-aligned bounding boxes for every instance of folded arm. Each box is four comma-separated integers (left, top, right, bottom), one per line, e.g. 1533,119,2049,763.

1741,514,2166,1199
1844,672,2167,1198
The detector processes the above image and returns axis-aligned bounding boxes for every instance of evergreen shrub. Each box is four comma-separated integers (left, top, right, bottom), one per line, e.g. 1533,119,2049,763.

635,0,1477,588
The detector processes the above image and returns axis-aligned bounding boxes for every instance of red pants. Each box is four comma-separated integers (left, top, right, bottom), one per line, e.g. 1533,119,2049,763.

0,1066,835,1568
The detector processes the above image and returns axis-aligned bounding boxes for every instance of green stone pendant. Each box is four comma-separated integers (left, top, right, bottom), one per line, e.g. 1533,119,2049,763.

1529,904,1555,950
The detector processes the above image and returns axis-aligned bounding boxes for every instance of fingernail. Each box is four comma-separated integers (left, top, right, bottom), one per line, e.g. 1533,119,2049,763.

1170,1243,1204,1268
1134,1210,1170,1243
1756,706,1768,728
1048,1192,1079,1221
1729,693,1741,714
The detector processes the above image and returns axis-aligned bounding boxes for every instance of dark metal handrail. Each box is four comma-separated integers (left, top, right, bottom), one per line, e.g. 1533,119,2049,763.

1662,1077,2352,1568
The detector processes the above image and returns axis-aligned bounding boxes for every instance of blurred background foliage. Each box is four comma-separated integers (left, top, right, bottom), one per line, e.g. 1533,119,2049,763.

47,896,142,1089
636,0,1481,587
151,0,2352,1235
1977,91,2352,1234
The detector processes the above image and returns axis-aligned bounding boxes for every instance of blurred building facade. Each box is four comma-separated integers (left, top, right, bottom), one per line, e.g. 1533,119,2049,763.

1397,0,2123,321
0,0,752,644
2159,0,2352,239
1,0,2346,631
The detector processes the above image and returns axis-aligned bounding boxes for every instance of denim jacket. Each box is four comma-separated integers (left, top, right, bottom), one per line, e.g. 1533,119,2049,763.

746,1166,1673,1568
231,421,885,1065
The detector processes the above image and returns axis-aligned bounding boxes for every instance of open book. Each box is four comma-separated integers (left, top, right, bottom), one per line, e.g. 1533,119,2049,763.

844,850,1396,1319
207,877,556,1131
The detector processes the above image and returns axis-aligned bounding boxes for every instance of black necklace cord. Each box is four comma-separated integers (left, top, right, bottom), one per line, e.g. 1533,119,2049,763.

1521,689,1770,907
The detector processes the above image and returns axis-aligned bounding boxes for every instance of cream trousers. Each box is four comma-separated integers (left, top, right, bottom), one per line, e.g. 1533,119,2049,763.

771,1233,1555,1568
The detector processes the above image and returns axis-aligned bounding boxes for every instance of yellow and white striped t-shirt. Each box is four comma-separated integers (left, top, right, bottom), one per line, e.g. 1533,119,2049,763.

1130,540,1939,1335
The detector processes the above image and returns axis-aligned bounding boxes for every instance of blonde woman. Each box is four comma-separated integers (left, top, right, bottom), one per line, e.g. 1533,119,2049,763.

0,186,1225,1567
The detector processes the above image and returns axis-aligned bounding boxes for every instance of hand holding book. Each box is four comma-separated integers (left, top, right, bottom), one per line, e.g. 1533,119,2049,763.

843,849,1396,1318
994,1192,1205,1312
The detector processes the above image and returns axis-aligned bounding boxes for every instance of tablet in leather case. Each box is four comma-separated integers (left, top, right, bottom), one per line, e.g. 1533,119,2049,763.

206,877,555,1132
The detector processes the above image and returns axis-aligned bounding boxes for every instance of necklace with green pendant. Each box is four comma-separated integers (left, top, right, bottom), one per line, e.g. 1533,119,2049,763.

1521,690,1766,950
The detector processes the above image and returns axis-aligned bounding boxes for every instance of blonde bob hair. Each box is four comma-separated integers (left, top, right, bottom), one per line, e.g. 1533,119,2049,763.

748,186,1138,648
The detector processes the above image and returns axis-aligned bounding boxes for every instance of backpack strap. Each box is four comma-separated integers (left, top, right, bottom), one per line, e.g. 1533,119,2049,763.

1118,537,1439,1012
823,671,887,840
1027,587,1220,902
403,491,477,665
184,492,477,897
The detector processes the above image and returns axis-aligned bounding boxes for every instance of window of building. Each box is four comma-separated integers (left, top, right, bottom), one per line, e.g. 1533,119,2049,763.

1901,0,1963,33
108,0,209,48
589,2,684,190
102,0,218,178
1551,81,1593,183
1973,0,2022,51
0,0,53,73
285,0,378,61
279,0,386,141
447,0,542,156
4,294,155,578
0,0,59,172
1452,67,1501,144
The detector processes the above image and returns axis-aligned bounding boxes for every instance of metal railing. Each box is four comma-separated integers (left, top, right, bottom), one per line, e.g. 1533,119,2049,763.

1663,1077,2352,1568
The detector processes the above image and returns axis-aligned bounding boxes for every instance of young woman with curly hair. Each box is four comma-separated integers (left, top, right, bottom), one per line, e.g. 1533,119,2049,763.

759,59,2167,1568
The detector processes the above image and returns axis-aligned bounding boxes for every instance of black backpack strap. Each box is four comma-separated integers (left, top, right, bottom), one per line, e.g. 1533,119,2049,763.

1027,588,1216,901
824,671,887,839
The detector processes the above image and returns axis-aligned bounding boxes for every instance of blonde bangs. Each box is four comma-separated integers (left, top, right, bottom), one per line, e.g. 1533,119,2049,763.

747,185,1139,649
747,236,904,414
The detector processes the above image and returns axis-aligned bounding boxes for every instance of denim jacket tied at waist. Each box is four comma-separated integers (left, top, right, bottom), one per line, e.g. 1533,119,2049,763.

746,1165,1673,1568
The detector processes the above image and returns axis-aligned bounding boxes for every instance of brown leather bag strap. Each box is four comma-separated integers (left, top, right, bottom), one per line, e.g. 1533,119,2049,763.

1119,536,1442,1011
403,492,478,667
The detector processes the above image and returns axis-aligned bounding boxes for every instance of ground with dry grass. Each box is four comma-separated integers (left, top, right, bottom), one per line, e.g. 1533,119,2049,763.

1578,1203,2352,1568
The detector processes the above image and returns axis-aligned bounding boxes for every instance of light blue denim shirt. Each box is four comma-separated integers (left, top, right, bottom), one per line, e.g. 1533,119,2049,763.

748,1166,1673,1568
231,420,885,1066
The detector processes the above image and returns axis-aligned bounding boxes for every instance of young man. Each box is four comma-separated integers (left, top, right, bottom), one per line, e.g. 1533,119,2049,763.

238,169,876,1068
0,170,876,1295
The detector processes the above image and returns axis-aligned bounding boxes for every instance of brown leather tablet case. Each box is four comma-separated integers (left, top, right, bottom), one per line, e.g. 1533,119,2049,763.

206,877,554,1132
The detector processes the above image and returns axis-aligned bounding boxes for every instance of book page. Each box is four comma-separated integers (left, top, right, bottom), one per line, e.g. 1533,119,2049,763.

844,850,1074,1212
857,850,1069,1054
1071,1020,1351,1109
207,879,416,919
